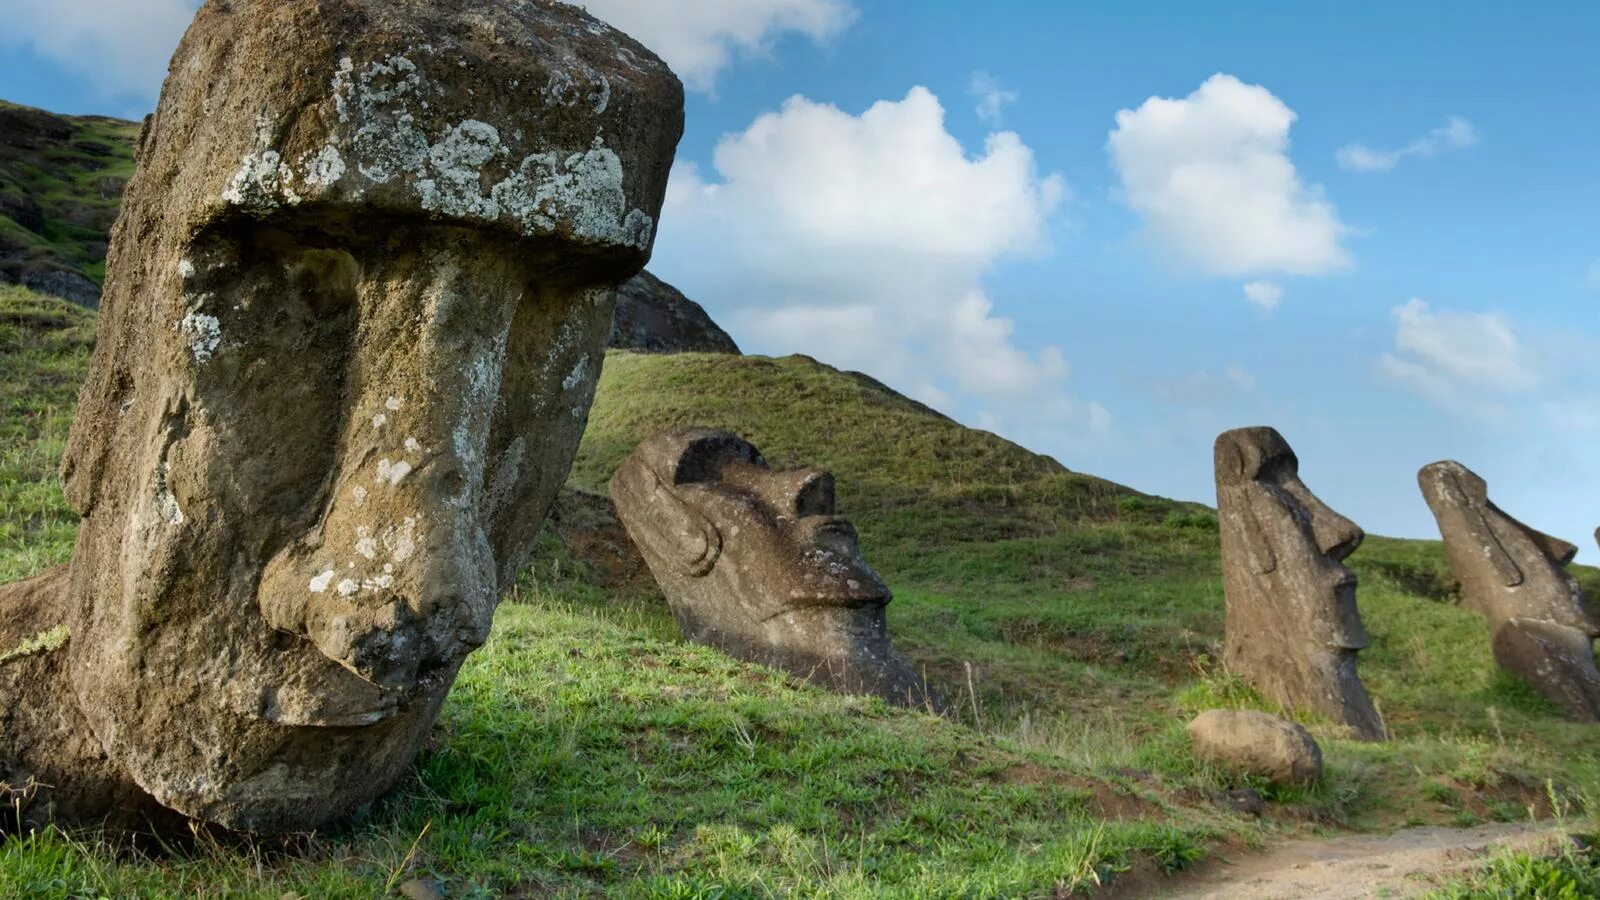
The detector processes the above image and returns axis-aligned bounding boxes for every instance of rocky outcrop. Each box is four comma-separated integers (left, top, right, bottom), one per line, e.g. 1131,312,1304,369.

1215,427,1386,741
1419,461,1600,720
611,427,941,710
1187,709,1324,786
0,0,683,836
610,270,739,354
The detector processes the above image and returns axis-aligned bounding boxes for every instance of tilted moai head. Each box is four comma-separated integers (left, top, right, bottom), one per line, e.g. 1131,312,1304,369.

14,0,682,833
1214,427,1385,740
1418,461,1600,720
610,428,941,710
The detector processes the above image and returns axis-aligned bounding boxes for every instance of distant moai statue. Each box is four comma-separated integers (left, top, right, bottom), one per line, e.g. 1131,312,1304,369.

1214,427,1386,740
1419,461,1600,721
0,0,683,835
611,428,943,711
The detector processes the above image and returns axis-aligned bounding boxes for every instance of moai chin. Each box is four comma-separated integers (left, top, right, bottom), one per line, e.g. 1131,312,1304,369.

611,428,943,711
1214,427,1386,740
1419,461,1600,721
0,0,682,834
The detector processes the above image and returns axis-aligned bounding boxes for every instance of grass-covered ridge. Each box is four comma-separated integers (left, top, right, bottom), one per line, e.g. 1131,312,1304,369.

3,290,1598,896
0,101,138,293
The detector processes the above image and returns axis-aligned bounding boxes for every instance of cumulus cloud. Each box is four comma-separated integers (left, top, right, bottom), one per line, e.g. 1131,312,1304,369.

1337,116,1478,174
0,0,200,106
658,87,1095,434
1108,73,1352,279
969,71,1019,126
578,0,855,92
1379,299,1537,419
1242,280,1284,310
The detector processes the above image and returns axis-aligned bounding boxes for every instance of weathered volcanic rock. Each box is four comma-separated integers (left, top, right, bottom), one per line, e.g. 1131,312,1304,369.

1419,461,1600,721
0,0,682,835
1188,709,1324,786
1215,427,1386,741
611,427,942,711
610,270,739,354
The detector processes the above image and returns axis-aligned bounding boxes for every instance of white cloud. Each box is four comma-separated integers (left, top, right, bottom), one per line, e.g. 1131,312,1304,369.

1242,280,1284,310
0,0,200,106
1379,299,1537,419
658,87,1096,434
969,71,1019,126
578,0,854,92
1337,116,1478,174
1108,73,1352,278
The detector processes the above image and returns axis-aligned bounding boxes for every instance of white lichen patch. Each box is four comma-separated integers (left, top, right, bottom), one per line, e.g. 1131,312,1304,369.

309,570,336,593
180,312,222,364
178,259,196,280
362,573,396,592
416,119,508,219
384,517,419,563
352,485,368,507
386,396,404,411
490,141,654,249
376,458,413,486
405,437,422,455
355,527,379,560
301,145,347,187
372,413,388,430
562,354,591,392
153,462,184,526
336,578,360,597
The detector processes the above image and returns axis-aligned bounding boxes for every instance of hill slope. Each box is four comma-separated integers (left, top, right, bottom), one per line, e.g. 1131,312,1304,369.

3,288,1598,896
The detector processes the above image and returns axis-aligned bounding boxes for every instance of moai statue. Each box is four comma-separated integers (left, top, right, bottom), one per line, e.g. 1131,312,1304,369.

1419,461,1600,721
1214,428,1386,740
0,0,682,834
611,428,942,710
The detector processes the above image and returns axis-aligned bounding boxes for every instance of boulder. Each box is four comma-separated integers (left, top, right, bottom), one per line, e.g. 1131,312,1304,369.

611,427,942,710
1187,709,1324,786
1215,427,1386,741
610,270,739,354
0,0,683,835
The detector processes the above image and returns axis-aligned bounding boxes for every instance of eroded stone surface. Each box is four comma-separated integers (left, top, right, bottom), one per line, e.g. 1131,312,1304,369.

1419,461,1600,721
611,428,942,710
1215,427,1385,741
0,0,682,835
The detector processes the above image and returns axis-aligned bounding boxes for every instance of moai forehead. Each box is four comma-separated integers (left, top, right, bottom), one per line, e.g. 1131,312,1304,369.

146,0,682,254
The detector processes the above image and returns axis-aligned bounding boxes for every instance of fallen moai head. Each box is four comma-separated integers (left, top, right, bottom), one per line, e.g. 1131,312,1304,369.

0,0,682,835
1214,427,1385,740
610,428,942,710
1419,461,1600,720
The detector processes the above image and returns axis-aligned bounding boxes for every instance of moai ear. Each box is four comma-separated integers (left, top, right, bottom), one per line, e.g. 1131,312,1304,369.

1448,472,1524,588
635,474,722,578
1240,501,1278,575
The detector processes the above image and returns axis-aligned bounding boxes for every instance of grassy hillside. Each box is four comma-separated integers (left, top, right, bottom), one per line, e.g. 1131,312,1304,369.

2,288,1598,896
0,101,138,299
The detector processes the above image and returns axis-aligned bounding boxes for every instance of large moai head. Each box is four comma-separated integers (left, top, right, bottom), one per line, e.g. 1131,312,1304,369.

610,428,941,710
1214,427,1385,740
1418,461,1600,720
50,0,682,832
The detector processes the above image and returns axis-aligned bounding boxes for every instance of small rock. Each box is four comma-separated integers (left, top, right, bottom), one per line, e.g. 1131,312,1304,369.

1187,709,1323,786
1220,787,1266,815
399,878,445,900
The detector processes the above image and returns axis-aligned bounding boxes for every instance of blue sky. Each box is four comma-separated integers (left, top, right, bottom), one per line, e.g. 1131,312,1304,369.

3,1,1597,558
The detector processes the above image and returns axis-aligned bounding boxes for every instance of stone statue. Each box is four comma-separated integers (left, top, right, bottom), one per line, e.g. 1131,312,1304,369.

0,0,682,835
1214,427,1386,740
610,428,942,710
1419,461,1600,720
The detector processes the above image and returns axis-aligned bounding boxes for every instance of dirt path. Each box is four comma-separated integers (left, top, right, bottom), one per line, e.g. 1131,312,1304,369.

1152,821,1572,899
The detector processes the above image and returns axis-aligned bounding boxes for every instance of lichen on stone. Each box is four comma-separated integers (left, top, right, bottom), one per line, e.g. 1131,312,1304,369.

0,625,70,667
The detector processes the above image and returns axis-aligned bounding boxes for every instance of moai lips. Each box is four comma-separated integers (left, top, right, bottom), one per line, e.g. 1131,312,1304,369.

611,428,943,711
1215,427,1386,741
1419,461,1600,721
0,0,682,834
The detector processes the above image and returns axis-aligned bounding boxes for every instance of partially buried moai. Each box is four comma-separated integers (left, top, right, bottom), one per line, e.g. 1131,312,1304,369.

1419,461,1600,721
1214,428,1386,740
611,428,942,710
0,0,682,834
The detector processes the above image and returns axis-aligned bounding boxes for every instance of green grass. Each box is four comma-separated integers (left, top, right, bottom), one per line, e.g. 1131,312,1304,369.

2,296,1598,895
